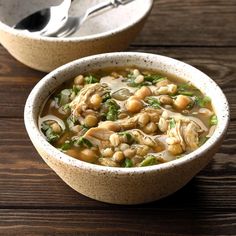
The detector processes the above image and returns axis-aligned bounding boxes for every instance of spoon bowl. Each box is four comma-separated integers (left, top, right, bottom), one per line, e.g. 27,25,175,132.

14,0,72,36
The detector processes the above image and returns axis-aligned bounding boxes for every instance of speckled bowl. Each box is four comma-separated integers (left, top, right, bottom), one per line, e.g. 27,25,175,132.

0,0,153,72
24,52,229,204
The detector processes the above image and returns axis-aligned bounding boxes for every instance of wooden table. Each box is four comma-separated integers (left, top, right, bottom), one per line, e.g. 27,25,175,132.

0,1,235,235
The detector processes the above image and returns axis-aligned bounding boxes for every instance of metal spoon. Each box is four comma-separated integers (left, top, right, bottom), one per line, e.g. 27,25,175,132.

13,0,135,37
13,0,72,36
54,0,135,38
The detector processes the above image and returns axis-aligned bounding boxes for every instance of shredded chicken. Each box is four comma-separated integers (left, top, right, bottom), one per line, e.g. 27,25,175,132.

70,83,109,116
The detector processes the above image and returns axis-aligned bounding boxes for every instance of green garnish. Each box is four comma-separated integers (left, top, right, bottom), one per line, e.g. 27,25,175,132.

122,158,133,168
41,123,60,143
139,155,161,167
84,75,99,84
74,137,93,148
198,136,209,146
144,75,166,84
55,89,72,106
105,99,120,121
102,92,111,102
67,115,78,128
119,132,134,144
60,140,73,151
146,97,161,109
72,85,81,95
169,118,176,128
126,73,151,87
195,96,211,108
210,115,218,126
177,83,199,96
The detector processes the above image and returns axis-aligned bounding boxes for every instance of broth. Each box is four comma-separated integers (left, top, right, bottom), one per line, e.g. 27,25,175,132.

39,67,217,167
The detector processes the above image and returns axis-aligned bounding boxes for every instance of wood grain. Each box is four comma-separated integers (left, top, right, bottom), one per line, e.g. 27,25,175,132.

0,208,235,236
134,0,236,46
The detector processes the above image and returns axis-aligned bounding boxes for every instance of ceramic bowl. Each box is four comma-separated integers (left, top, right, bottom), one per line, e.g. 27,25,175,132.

24,52,229,204
0,0,153,72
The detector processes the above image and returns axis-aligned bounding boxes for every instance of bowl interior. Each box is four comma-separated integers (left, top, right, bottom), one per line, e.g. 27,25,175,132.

25,52,229,173
0,0,152,38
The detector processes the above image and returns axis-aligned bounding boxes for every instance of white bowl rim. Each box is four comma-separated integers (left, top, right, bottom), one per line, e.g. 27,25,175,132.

0,0,153,42
24,52,230,175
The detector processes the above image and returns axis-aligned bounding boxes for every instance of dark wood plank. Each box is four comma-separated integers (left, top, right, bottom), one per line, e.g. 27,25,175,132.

0,118,235,208
0,208,235,236
0,46,236,118
134,0,236,46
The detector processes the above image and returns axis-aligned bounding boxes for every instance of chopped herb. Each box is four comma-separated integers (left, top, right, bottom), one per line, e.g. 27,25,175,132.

139,155,160,167
67,115,78,128
146,97,161,109
178,91,194,96
126,73,151,87
177,83,198,96
84,75,99,84
72,85,81,95
119,132,134,144
195,96,211,108
60,140,73,151
210,115,218,126
102,92,111,102
105,99,120,121
198,136,209,146
144,75,166,84
74,137,93,148
41,123,60,143
169,118,176,128
122,158,133,168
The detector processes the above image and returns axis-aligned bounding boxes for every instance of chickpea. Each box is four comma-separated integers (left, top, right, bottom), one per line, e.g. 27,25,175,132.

123,148,136,158
174,95,192,110
74,75,84,85
138,113,150,127
90,94,102,109
143,122,157,134
158,117,168,132
156,84,177,95
84,114,98,127
156,79,170,89
109,133,121,146
99,158,118,167
159,95,173,105
135,86,152,99
119,143,130,151
168,144,183,155
133,69,140,77
125,97,143,113
51,122,61,133
134,75,144,84
101,148,114,157
113,151,125,163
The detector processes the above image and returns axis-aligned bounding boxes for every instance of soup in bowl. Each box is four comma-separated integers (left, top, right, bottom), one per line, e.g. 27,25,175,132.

24,52,229,204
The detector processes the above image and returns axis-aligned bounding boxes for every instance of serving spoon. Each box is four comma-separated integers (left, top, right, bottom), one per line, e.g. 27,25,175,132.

13,0,73,36
13,0,135,37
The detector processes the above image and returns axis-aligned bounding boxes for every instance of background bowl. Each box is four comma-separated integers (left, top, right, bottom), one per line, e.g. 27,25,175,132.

0,0,153,72
24,52,229,204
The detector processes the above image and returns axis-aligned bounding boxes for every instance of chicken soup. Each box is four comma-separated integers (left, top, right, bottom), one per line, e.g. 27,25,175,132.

39,68,217,167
